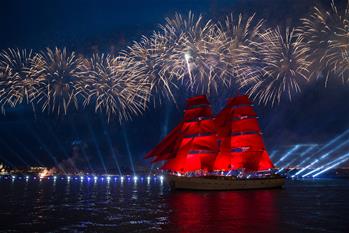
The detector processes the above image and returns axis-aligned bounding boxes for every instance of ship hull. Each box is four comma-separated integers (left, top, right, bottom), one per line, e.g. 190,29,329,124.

167,175,285,191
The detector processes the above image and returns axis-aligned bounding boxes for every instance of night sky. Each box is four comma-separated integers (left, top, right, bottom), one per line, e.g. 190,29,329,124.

0,0,348,170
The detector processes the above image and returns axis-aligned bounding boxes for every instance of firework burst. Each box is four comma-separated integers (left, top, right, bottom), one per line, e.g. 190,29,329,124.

124,34,177,105
0,48,39,113
160,11,211,43
158,12,234,95
81,54,147,121
221,13,264,87
326,1,349,82
1,10,339,118
31,47,85,115
245,27,311,106
300,0,349,84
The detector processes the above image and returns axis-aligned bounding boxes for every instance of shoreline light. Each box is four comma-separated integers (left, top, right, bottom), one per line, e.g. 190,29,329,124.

1,174,169,184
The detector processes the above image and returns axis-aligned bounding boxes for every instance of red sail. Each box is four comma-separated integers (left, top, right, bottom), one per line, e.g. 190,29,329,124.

162,153,202,172
186,95,210,108
218,118,261,136
213,153,232,170
226,95,252,107
162,152,216,172
215,106,257,130
231,118,260,133
215,108,229,130
213,152,249,171
148,95,217,172
183,119,216,135
214,151,271,171
192,135,218,151
258,151,274,170
146,95,275,173
213,95,274,171
183,107,212,121
145,122,183,159
232,106,257,118
160,134,217,171
152,136,193,162
198,152,216,170
230,134,265,150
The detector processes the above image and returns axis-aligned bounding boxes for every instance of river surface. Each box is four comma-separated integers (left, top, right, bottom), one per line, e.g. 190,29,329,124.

0,177,348,233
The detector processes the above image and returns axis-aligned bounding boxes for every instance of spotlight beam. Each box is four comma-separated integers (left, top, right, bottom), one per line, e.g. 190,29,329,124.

313,153,349,177
0,154,15,167
122,126,135,176
69,119,94,173
275,145,301,166
85,115,107,174
292,145,319,176
303,152,349,177
44,120,70,159
278,144,317,172
100,117,122,176
283,145,317,174
269,150,278,160
311,129,349,156
0,139,29,167
13,136,44,167
299,145,318,157
302,161,323,177
292,160,318,178
302,140,348,177
27,125,59,166
296,130,349,171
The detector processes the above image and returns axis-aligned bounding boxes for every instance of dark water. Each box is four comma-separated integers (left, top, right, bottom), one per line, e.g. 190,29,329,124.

0,178,348,233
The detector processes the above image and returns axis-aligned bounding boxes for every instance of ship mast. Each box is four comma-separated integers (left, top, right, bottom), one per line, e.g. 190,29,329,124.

146,95,218,173
213,95,274,171
146,95,274,173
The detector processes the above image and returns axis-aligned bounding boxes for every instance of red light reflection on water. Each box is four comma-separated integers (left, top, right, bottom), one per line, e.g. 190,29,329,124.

166,190,280,233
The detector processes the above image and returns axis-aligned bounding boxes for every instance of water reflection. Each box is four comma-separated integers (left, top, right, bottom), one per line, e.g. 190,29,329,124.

166,190,279,233
1,179,349,232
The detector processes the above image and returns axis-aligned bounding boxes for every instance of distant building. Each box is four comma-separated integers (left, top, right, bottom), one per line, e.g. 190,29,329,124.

0,163,8,174
28,166,48,174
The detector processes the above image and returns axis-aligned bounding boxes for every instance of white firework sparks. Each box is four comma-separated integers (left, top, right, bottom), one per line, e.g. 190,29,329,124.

300,0,349,84
246,27,311,106
31,47,85,115
0,48,39,113
81,53,147,121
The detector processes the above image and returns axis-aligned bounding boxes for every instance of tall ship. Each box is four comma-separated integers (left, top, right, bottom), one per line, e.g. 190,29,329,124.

146,95,285,190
